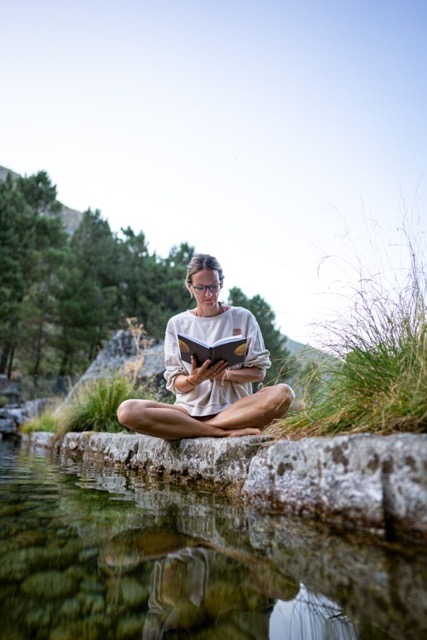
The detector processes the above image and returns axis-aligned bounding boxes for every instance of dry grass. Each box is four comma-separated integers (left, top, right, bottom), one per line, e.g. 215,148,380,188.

270,218,427,439
22,319,158,435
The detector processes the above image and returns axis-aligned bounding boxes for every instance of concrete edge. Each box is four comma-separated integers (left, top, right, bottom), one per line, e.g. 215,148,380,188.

20,430,427,543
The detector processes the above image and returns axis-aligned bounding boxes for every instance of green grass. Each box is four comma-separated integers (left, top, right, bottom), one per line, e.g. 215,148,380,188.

22,374,157,435
269,223,427,439
21,318,172,436
59,375,154,434
21,409,60,434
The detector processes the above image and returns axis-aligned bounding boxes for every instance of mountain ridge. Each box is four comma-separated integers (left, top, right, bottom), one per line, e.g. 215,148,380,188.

0,164,83,235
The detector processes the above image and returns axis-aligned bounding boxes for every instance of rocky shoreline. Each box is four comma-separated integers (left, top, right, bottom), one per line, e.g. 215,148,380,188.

20,430,427,544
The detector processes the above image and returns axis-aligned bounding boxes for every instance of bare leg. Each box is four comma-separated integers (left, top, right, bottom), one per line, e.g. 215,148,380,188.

117,400,261,440
206,384,295,430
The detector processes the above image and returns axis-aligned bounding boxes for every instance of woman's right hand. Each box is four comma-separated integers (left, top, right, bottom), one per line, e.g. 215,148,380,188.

188,356,228,386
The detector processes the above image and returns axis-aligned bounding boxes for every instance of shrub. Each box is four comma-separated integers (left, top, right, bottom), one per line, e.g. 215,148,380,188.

58,374,151,434
22,319,163,435
21,410,60,434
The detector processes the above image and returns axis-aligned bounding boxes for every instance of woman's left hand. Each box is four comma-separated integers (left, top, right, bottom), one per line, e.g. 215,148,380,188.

213,368,232,382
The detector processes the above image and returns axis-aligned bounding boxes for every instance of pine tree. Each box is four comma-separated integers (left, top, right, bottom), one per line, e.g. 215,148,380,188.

228,287,298,384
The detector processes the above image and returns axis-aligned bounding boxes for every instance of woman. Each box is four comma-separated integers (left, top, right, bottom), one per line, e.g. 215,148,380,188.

117,254,294,439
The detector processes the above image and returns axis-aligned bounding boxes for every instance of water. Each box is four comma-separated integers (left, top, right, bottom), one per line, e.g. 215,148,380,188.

1,439,426,640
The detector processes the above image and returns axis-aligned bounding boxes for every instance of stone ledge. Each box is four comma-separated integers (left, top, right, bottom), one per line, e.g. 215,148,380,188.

242,433,427,542
21,431,427,543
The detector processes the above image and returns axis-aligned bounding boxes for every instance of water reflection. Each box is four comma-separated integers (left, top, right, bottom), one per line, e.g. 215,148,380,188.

102,526,300,639
0,438,426,639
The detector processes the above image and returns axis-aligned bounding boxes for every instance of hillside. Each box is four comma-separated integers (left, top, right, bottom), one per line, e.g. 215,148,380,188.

284,335,330,369
1,162,318,358
0,164,82,235
0,165,20,181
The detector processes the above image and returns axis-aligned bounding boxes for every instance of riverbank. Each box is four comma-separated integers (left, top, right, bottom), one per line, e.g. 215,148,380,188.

20,430,427,544
3,438,427,639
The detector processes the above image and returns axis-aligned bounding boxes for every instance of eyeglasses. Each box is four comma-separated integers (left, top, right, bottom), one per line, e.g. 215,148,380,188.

192,283,222,295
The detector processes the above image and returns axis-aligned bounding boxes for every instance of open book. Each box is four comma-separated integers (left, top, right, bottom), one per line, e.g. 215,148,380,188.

177,333,247,367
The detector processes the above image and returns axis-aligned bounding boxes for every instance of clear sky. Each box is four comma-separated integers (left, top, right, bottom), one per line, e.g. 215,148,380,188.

1,0,426,347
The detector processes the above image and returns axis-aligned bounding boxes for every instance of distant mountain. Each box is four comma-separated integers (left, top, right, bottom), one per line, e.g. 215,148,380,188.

283,335,329,367
285,336,308,355
0,165,20,181
0,164,83,235
59,203,83,235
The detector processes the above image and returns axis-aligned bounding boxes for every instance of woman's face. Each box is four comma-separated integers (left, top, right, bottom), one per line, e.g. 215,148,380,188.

190,269,222,312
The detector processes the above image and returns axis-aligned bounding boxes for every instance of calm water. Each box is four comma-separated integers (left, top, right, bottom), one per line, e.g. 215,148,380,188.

1,438,426,640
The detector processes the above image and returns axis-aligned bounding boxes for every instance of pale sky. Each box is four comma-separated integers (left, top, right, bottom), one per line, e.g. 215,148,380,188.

1,0,426,347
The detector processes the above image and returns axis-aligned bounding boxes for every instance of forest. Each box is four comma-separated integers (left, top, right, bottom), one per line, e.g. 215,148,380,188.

0,169,297,392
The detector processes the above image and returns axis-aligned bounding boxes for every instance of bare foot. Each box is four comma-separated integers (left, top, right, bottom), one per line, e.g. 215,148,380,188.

224,428,261,437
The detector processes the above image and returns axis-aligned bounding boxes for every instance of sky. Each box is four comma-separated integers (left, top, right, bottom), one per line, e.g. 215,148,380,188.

1,0,426,348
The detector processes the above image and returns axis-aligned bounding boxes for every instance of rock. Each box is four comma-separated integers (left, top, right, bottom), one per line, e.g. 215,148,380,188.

1,407,26,425
242,433,427,540
21,431,427,542
320,435,388,529
0,375,26,437
57,431,273,495
48,619,104,640
0,375,24,406
0,416,18,435
118,576,149,607
21,570,78,600
61,331,166,404
242,437,324,518
78,330,164,382
381,434,427,540
23,397,57,419
116,614,147,639
20,431,56,450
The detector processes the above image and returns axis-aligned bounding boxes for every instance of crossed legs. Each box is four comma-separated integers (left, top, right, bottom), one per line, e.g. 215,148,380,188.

117,384,295,440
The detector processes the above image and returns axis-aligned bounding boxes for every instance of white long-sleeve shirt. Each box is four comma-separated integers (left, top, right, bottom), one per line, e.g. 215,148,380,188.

164,306,271,417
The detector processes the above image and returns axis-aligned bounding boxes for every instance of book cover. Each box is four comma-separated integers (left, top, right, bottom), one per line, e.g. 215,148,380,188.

177,333,247,367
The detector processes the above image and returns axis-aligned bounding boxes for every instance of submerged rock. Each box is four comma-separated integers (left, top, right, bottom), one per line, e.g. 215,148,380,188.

21,570,79,600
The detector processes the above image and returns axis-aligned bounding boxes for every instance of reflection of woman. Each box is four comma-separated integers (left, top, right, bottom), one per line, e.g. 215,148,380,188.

103,525,300,640
142,548,281,640
118,254,294,439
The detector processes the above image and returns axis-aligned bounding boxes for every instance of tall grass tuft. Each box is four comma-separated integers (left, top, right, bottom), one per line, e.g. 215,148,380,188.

56,319,159,434
21,406,63,434
270,219,427,439
22,318,159,435
57,374,148,434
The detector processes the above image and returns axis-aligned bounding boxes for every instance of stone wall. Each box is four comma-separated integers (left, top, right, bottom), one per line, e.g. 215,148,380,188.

22,430,427,544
